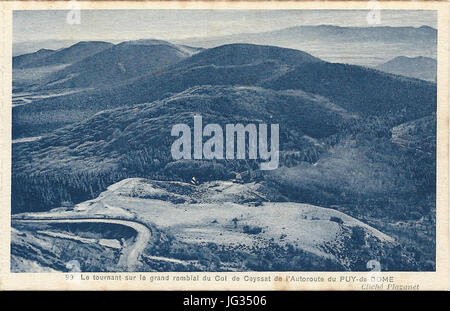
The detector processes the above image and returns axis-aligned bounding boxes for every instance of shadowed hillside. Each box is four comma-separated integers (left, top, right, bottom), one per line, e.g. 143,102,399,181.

13,43,435,139
13,48,55,68
264,62,435,118
13,85,355,214
36,40,202,89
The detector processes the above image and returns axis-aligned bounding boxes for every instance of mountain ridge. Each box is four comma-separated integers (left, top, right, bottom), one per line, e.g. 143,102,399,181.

36,39,199,89
13,41,114,69
176,25,436,66
375,56,437,82
13,43,435,139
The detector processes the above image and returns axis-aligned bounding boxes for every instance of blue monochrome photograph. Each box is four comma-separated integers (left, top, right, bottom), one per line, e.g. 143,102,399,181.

11,9,437,272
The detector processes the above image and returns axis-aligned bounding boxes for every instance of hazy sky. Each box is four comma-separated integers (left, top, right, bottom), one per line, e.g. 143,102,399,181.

13,10,437,43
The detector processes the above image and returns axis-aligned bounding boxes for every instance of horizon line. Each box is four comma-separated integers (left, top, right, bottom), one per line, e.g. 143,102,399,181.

13,23,437,44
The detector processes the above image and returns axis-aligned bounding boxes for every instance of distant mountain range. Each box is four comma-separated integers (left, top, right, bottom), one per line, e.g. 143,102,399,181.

13,40,203,90
13,39,81,57
14,25,437,67
34,40,202,89
180,25,437,46
12,43,322,137
13,43,435,139
13,41,114,69
375,56,437,82
176,25,437,66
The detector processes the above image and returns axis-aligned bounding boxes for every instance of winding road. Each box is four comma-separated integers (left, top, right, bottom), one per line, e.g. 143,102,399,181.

13,218,152,271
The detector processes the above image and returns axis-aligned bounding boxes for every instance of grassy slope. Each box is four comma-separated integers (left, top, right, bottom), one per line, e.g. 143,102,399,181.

13,178,415,271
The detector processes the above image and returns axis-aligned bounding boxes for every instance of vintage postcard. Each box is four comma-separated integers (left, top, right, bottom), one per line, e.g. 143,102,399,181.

0,1,448,291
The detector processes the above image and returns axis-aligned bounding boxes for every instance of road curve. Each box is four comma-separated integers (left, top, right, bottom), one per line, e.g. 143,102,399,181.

13,218,152,271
